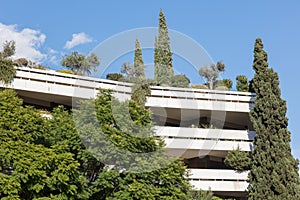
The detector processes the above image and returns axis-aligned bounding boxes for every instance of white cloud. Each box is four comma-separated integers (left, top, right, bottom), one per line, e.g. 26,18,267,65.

46,48,59,65
0,22,47,62
64,32,93,49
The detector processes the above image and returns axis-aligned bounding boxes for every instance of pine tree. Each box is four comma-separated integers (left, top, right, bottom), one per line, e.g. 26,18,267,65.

154,9,174,86
133,38,145,78
248,38,300,199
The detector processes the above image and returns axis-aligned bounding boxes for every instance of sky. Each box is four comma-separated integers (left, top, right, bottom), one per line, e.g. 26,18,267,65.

1,1,300,159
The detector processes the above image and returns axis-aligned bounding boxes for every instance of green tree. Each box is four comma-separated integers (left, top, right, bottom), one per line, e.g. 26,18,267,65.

46,106,102,186
0,41,15,59
131,82,151,107
214,78,232,91
154,9,174,86
0,90,88,199
224,146,251,173
199,62,225,90
61,52,100,76
236,75,249,92
171,74,190,88
121,62,135,81
120,39,146,83
0,41,16,85
133,38,145,78
73,89,191,199
248,38,300,199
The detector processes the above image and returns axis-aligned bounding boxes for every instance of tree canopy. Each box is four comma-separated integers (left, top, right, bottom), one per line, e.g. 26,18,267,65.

171,74,190,88
72,88,191,199
199,61,225,90
61,52,100,76
0,88,192,199
0,90,88,199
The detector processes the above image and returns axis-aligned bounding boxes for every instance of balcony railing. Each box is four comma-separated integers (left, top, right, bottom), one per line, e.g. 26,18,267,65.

188,169,249,191
154,126,254,152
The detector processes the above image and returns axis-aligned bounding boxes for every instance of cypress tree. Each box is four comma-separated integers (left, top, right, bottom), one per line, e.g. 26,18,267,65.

133,38,145,78
154,9,174,86
248,38,300,199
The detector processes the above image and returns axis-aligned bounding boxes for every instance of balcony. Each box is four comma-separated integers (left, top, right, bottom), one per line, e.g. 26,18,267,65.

154,126,254,158
188,169,249,192
146,86,254,113
1,67,255,112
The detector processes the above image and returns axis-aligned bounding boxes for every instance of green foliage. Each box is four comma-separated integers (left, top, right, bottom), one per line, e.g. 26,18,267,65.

214,78,232,91
0,87,192,199
0,140,88,199
236,75,249,92
190,84,208,90
106,73,124,81
133,38,145,78
171,74,190,88
224,147,251,172
61,52,100,75
55,69,76,75
188,190,222,200
131,82,151,107
154,9,174,86
248,38,300,199
73,89,191,199
120,38,146,82
0,41,16,85
199,61,225,90
248,78,255,93
0,90,88,199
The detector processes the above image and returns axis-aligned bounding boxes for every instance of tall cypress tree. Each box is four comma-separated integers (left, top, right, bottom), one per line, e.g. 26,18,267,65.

154,9,174,86
133,38,145,78
248,38,300,199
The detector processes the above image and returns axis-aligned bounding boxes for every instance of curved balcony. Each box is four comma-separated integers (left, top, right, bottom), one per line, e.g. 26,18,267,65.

1,67,255,112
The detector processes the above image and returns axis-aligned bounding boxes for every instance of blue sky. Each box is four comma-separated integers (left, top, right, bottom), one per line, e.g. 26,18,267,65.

1,1,300,159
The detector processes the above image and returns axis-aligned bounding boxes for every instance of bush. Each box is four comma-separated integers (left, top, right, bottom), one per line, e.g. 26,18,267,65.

224,146,251,172
214,79,233,91
236,75,249,92
171,74,190,88
33,64,47,70
106,73,124,81
189,189,222,200
190,84,208,90
14,58,29,67
56,69,76,75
